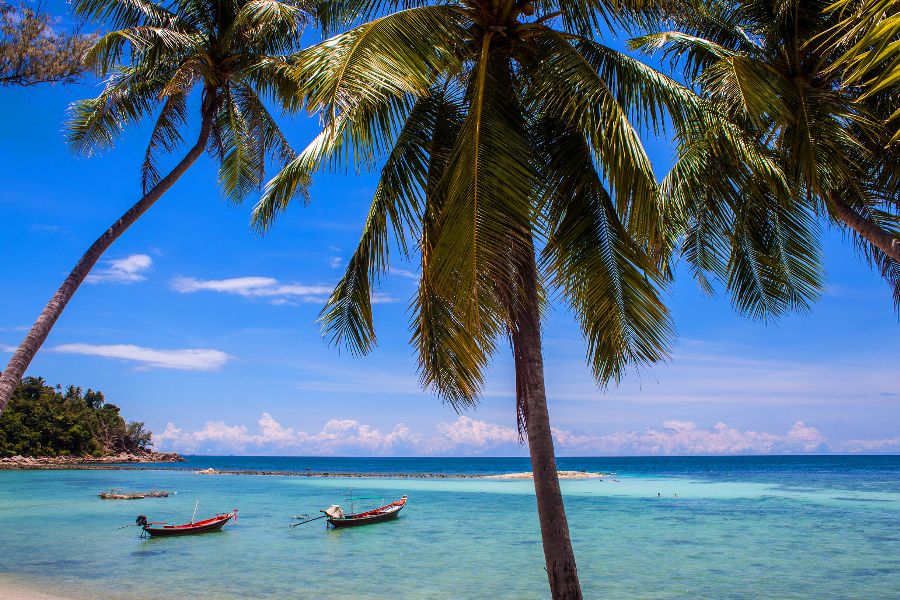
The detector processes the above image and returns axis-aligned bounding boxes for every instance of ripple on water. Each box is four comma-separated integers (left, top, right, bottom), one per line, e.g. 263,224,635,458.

0,463,898,599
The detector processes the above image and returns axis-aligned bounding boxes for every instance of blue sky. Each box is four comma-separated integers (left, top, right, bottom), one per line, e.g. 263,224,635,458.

0,3,897,456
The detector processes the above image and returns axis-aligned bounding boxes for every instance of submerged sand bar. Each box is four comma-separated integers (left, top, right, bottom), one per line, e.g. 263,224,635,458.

485,471,606,480
0,463,607,479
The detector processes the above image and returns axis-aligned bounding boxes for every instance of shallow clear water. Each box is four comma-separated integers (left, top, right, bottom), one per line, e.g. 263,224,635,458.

0,456,898,599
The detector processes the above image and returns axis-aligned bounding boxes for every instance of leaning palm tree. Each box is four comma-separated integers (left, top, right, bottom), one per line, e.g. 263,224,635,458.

0,0,309,412
252,1,699,596
633,0,900,310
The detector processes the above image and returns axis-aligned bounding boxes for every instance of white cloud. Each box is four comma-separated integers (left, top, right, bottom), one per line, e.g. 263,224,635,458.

389,267,419,280
86,254,153,284
172,276,332,305
31,224,64,234
52,343,231,371
371,293,398,304
839,437,900,453
152,414,857,456
550,420,828,455
172,276,398,306
154,413,417,455
328,257,343,269
433,416,519,452
1,344,16,353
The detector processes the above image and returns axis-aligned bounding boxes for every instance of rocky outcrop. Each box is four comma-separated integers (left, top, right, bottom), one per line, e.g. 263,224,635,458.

0,450,184,469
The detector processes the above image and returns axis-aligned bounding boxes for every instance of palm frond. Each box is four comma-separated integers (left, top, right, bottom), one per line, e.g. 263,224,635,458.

253,94,414,229
574,35,705,135
225,0,309,55
294,5,467,120
536,115,672,383
409,86,480,409
66,65,166,156
523,28,660,247
427,40,537,328
630,30,736,82
73,0,183,30
85,27,202,76
216,87,266,203
141,93,189,193
318,92,446,355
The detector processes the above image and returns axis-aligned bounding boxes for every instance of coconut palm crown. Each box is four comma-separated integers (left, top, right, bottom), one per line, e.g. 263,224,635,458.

69,0,311,198
0,0,310,413
633,0,900,311
251,0,703,596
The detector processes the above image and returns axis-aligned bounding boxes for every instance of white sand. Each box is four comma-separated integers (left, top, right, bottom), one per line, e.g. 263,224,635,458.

485,470,605,480
0,579,74,600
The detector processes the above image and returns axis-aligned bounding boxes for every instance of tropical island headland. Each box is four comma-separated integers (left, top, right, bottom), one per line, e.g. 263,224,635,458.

0,377,182,468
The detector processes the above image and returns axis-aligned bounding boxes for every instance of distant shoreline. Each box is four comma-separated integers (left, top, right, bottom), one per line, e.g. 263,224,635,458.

0,463,606,479
0,451,184,469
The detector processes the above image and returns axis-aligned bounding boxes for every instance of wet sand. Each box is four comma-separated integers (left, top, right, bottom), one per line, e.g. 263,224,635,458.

0,578,74,600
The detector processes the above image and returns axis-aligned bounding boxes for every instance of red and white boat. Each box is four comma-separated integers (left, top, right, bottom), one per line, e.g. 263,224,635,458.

136,510,237,537
323,495,407,528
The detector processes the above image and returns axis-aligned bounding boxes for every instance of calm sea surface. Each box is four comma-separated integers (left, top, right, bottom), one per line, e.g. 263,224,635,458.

0,456,898,599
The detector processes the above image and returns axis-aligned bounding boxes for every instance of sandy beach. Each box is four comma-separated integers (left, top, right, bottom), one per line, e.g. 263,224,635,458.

485,471,606,479
0,577,75,600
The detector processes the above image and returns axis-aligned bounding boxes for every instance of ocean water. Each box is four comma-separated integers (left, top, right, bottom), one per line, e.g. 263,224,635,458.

0,456,898,599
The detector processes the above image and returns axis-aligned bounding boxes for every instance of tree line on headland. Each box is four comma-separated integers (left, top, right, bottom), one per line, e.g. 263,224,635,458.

1,0,898,598
0,377,152,457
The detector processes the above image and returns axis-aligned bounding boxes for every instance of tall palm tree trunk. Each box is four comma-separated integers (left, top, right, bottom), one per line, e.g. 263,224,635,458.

830,195,900,262
0,96,215,414
512,250,582,600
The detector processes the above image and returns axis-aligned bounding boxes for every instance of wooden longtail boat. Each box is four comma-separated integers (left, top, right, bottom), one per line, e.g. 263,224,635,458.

324,495,407,528
136,510,237,537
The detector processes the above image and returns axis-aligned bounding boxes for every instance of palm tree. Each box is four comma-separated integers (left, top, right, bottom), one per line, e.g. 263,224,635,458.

0,0,309,413
252,2,698,597
632,0,900,311
825,0,900,142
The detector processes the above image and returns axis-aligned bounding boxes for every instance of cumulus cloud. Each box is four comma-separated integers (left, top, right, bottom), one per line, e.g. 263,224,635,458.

328,257,343,268
152,415,849,456
432,416,519,453
154,413,417,454
52,343,231,371
839,437,900,453
86,254,152,284
551,420,828,455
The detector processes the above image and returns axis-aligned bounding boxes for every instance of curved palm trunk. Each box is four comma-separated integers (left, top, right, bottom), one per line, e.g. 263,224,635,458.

0,99,215,414
830,195,900,262
512,250,582,600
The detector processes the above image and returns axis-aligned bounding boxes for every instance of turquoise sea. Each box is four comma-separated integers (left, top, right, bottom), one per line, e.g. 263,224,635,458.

1,456,898,599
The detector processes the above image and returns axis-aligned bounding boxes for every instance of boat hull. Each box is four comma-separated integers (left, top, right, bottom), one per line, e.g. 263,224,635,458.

143,513,234,537
328,507,403,528
326,496,407,528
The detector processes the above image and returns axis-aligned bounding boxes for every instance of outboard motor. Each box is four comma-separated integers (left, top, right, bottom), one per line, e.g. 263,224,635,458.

135,515,148,528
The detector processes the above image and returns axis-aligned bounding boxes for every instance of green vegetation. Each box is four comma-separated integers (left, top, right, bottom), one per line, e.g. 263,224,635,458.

0,1,895,598
0,1,94,86
635,0,900,311
0,377,152,457
252,1,694,597
0,0,311,414
826,0,900,142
